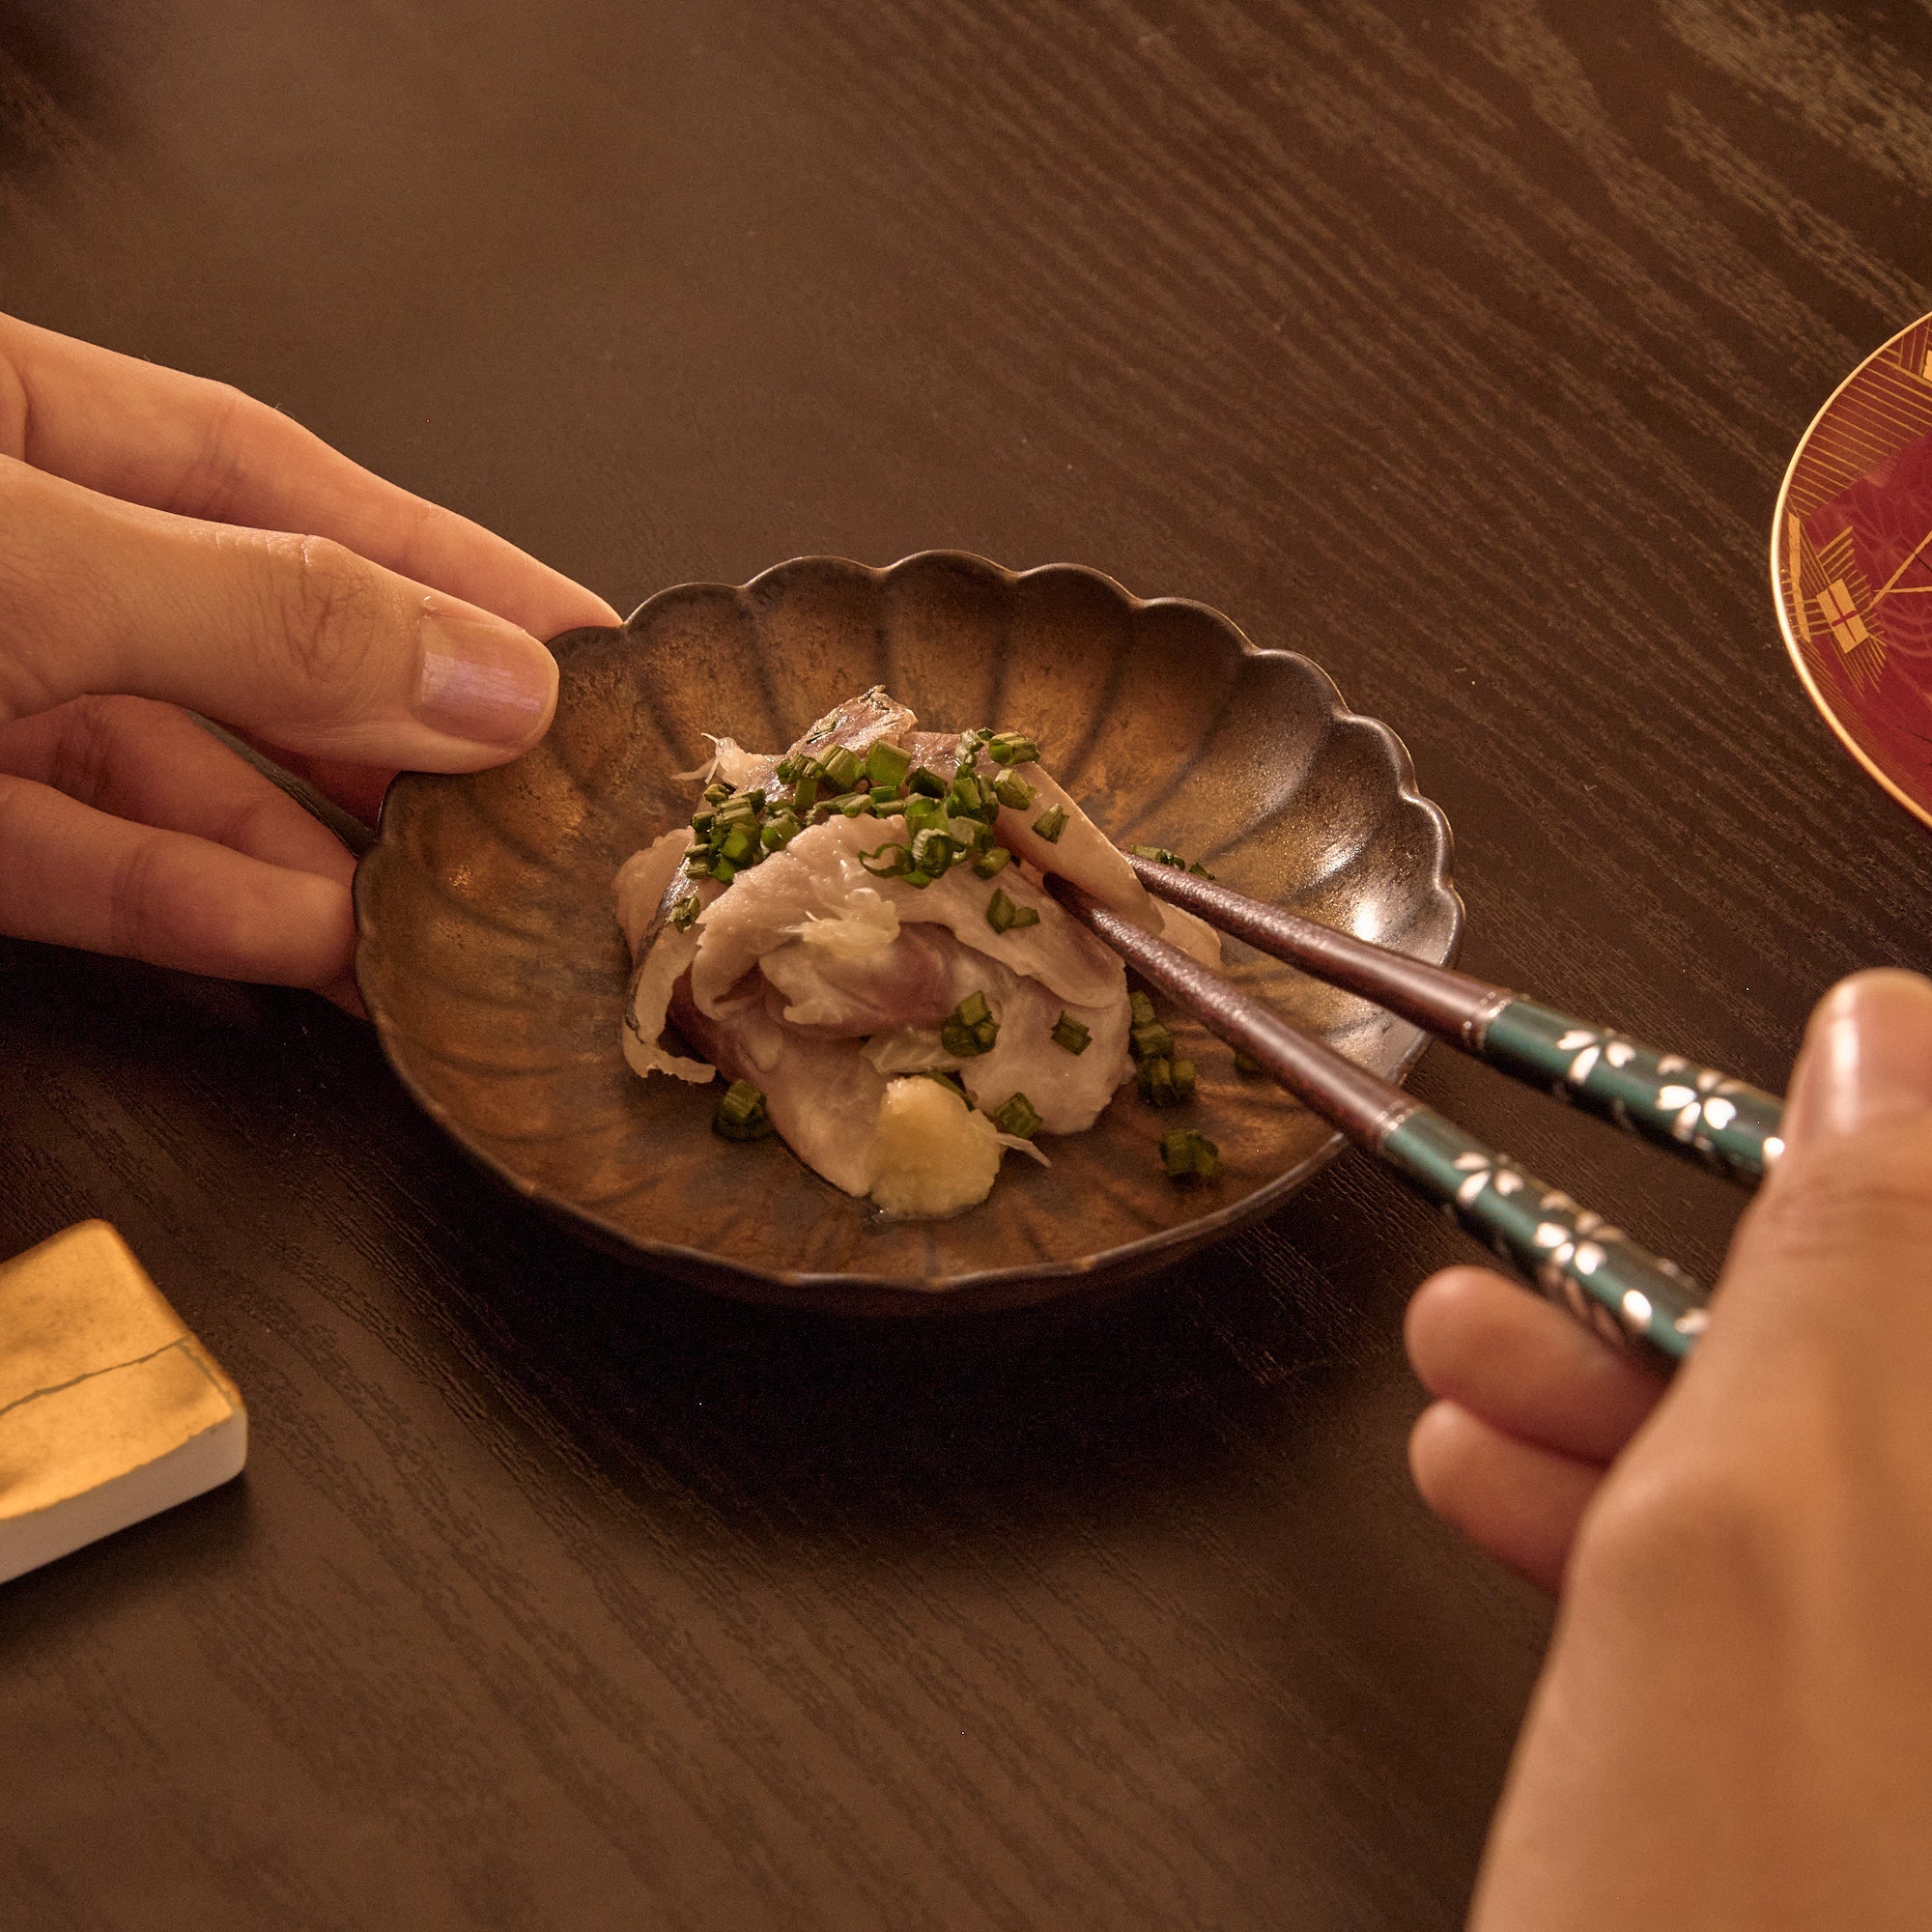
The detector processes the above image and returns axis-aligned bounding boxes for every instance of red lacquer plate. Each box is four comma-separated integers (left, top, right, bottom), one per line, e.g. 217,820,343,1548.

1775,313,1932,831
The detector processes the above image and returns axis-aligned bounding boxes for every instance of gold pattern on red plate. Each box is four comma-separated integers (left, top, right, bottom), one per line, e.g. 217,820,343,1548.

1774,313,1932,829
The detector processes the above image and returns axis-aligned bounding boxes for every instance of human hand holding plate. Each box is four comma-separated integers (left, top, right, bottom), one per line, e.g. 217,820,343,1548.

0,312,612,1008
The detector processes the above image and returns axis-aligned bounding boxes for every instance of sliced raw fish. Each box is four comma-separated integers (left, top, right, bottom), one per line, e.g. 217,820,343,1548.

758,921,959,1035
613,686,1225,1213
950,971,1130,1135
692,815,1125,1018
899,733,1222,968
683,976,888,1196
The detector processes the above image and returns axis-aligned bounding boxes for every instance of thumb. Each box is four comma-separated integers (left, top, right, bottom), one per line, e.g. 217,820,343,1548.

1779,968,1932,1155
0,456,559,768
1707,970,1932,1369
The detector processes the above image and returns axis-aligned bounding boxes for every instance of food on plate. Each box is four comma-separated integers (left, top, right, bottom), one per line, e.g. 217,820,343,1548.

614,687,1222,1216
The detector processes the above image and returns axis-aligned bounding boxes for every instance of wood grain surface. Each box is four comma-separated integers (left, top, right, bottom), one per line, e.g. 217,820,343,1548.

5,2,1932,1925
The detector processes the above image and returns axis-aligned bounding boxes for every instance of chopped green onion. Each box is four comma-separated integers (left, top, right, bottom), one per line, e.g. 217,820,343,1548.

774,753,805,783
941,992,999,1059
972,846,1011,879
762,812,801,850
669,892,701,932
1139,1057,1195,1106
909,827,953,875
986,731,1039,766
948,772,984,816
986,887,1019,933
950,815,990,851
684,841,709,860
908,764,948,798
954,728,990,769
1130,841,1215,881
711,857,738,885
838,792,876,818
1159,1127,1220,1182
992,773,1035,810
1130,991,1157,1029
816,745,864,790
860,840,912,878
903,795,948,837
683,855,713,879
1032,805,1068,843
717,825,753,866
713,1078,775,1141
1130,1019,1175,1063
993,1093,1043,1139
792,773,820,813
864,740,912,787
870,784,904,807
702,782,730,807
1234,1049,1264,1077
903,867,934,889
1050,1012,1091,1055
690,808,716,835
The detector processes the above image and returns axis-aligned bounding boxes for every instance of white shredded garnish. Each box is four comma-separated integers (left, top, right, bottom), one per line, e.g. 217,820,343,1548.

789,889,899,959
673,734,780,790
863,1028,951,1075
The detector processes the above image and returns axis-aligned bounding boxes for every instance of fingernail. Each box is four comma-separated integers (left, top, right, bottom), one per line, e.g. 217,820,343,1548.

1783,970,1932,1151
413,604,556,748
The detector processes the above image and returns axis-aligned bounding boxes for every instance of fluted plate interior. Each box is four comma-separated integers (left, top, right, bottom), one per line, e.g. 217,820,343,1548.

355,553,1462,1314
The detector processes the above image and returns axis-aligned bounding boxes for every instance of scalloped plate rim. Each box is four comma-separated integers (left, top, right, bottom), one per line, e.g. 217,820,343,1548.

355,550,1464,1312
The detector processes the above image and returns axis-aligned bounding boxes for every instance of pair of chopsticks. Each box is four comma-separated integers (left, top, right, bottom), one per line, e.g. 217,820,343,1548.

1050,857,1786,1372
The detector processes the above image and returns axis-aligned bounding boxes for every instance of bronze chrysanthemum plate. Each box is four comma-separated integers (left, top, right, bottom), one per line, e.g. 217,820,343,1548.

354,553,1461,1315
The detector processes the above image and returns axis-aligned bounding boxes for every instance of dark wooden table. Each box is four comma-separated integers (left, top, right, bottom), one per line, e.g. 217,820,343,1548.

5,3,1931,1924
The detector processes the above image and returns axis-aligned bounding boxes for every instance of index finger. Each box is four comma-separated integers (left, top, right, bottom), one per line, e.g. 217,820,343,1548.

0,311,619,640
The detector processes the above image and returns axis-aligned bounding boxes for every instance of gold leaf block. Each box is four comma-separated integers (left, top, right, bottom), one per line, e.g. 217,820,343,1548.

0,1221,246,1585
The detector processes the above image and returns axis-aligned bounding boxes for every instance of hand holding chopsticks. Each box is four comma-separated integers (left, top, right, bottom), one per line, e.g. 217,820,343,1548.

1052,866,1787,1373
